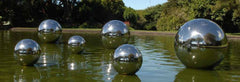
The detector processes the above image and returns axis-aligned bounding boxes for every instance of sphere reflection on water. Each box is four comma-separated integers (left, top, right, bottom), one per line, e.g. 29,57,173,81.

14,65,40,82
174,18,228,69
14,39,41,66
175,68,222,82
38,19,62,43
65,54,86,71
36,44,63,67
68,35,86,54
113,44,142,75
101,20,130,49
112,74,141,82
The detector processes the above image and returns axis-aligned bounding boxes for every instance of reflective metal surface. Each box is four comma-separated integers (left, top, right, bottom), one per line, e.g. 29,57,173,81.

113,44,142,75
14,39,41,66
174,46,227,69
38,19,62,33
174,18,228,69
101,20,130,36
68,35,86,54
102,36,129,49
38,19,62,43
38,33,62,43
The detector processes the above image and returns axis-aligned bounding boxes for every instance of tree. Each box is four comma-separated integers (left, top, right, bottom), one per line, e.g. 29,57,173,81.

123,7,138,28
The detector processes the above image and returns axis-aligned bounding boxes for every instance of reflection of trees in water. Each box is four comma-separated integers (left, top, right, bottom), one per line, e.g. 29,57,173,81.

217,40,240,71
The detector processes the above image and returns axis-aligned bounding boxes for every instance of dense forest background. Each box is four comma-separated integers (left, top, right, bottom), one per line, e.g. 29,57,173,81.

0,0,240,33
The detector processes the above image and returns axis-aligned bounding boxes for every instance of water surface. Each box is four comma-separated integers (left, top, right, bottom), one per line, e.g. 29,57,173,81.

0,30,240,82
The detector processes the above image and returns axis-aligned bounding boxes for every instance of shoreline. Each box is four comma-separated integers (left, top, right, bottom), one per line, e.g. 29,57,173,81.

10,27,240,40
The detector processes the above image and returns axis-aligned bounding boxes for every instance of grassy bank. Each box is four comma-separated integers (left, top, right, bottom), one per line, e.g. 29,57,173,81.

10,27,240,39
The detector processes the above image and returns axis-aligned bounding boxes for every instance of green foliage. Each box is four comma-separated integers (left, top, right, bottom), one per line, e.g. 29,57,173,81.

123,7,138,24
154,0,240,32
0,0,125,28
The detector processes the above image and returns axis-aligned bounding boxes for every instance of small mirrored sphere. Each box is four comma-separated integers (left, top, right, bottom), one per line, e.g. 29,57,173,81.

14,39,41,66
38,19,62,43
113,44,142,75
101,20,130,36
68,35,86,54
174,18,228,69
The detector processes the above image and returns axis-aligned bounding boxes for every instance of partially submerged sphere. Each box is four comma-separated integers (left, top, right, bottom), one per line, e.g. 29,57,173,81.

101,20,130,36
174,18,228,69
101,20,130,49
68,35,86,54
38,19,62,43
113,44,142,75
14,39,41,66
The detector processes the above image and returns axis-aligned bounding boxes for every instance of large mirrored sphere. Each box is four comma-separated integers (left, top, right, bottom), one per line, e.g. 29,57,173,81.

174,18,228,69
14,39,41,66
113,44,142,75
101,20,130,36
102,36,129,49
38,19,62,43
68,35,86,54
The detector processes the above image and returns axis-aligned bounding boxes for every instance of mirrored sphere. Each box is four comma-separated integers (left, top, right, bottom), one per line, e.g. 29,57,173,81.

14,39,41,66
38,33,62,43
101,20,130,36
38,19,62,33
68,35,86,54
174,18,228,69
113,44,142,75
38,19,62,43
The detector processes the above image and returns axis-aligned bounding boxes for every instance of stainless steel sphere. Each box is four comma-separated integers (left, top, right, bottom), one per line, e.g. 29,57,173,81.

38,19,62,33
14,39,41,66
174,18,228,69
38,19,62,43
113,44,142,75
102,36,129,49
101,20,130,36
68,35,86,54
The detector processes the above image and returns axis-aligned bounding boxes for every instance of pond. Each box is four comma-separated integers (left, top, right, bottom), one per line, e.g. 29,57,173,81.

0,30,240,82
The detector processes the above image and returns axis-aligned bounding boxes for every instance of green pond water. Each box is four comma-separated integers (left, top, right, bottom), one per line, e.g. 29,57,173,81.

0,30,240,82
